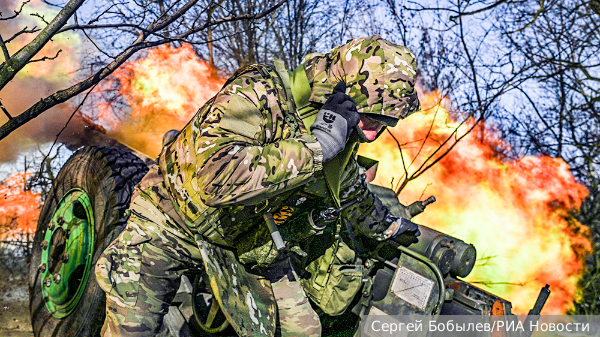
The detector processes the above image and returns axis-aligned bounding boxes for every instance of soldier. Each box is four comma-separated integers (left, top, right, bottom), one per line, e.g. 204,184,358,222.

95,35,421,336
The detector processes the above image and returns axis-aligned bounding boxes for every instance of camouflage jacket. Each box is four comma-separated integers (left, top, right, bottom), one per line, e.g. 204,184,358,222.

156,64,392,266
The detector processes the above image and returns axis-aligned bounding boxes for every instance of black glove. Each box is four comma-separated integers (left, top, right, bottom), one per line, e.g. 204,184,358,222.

382,215,421,239
311,81,360,162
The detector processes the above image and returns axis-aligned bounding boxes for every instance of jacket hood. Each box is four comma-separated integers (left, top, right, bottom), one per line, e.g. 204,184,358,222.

303,35,421,120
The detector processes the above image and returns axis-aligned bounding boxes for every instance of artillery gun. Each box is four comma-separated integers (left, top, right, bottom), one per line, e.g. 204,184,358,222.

28,142,550,337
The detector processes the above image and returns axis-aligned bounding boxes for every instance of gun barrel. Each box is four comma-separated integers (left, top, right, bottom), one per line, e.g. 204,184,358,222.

396,225,477,278
367,184,475,277
422,196,436,207
528,284,550,315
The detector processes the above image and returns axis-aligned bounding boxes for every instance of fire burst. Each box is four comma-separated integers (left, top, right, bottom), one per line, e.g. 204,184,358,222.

359,91,590,314
0,173,41,235
97,43,226,158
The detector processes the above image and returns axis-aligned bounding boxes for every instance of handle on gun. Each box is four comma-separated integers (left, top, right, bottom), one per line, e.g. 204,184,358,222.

264,213,285,251
318,197,363,223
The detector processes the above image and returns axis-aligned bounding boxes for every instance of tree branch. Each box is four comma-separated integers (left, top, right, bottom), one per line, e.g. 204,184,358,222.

5,26,41,44
41,0,62,8
505,0,545,34
0,41,144,141
82,28,117,59
449,0,509,21
0,0,289,140
30,12,50,25
87,2,127,24
590,0,600,18
58,23,152,34
0,0,31,21
0,100,11,120
28,49,62,64
0,0,86,92
160,0,287,43
0,35,10,61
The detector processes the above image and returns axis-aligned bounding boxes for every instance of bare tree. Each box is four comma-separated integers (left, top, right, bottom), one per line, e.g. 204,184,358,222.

495,0,600,178
268,0,323,69
488,0,600,314
204,0,279,70
204,0,380,72
375,0,514,192
0,0,287,140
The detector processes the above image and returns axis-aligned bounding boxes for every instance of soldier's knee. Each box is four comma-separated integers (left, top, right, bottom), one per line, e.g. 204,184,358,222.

101,297,167,337
279,305,321,337
304,324,322,337
281,320,321,337
302,309,322,337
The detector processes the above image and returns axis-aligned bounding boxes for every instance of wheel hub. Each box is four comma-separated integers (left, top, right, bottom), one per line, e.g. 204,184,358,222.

40,189,94,318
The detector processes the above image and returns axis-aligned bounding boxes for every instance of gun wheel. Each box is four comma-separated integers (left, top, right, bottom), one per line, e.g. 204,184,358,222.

29,146,148,337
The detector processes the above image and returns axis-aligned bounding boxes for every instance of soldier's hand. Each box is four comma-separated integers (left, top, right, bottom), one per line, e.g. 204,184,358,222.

382,215,421,239
311,81,360,162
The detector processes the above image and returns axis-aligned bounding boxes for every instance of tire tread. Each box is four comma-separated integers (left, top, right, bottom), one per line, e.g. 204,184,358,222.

30,146,149,337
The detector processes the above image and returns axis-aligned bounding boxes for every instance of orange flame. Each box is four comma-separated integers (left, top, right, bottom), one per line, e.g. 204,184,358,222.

0,173,41,235
97,43,226,157
359,90,590,314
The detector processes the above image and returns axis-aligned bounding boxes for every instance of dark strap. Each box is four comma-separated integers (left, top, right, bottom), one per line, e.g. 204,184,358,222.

279,59,357,208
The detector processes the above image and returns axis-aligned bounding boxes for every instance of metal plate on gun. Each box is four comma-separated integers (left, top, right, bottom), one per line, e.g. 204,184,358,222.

390,266,434,311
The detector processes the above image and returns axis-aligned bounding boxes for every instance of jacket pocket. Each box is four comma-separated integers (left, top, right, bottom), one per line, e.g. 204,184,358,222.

104,225,150,307
301,241,364,316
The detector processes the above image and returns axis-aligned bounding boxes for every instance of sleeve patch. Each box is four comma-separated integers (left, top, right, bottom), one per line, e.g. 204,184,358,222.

220,94,263,139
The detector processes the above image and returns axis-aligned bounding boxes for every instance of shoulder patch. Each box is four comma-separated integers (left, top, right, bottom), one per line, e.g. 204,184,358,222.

220,94,263,139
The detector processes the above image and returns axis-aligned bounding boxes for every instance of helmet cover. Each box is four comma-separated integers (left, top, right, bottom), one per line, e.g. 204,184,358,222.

303,35,420,120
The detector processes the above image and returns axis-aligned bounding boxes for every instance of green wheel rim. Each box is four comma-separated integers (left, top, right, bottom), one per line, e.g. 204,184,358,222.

39,189,95,318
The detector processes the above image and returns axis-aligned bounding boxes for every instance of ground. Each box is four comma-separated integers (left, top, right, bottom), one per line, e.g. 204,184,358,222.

0,243,34,337
0,273,33,336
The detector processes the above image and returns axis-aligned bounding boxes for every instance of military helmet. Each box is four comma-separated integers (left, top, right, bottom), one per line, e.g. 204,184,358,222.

303,36,421,124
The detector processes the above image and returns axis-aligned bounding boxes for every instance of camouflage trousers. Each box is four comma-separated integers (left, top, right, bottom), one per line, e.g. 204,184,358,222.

95,193,321,336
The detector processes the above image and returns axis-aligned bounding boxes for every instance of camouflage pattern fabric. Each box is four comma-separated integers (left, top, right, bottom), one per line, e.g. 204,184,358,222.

98,36,421,336
95,185,317,337
157,36,416,246
159,65,323,214
198,240,277,336
303,35,420,120
269,261,321,336
95,190,203,336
